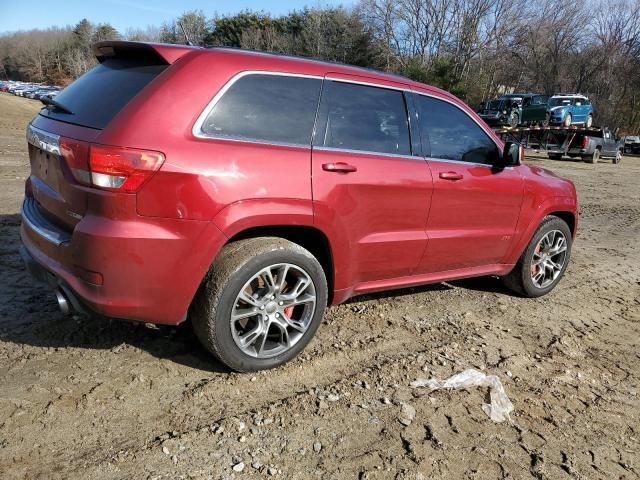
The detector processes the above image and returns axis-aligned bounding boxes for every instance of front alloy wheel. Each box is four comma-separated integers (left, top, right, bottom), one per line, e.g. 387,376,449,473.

502,216,572,297
530,230,568,289
563,113,572,127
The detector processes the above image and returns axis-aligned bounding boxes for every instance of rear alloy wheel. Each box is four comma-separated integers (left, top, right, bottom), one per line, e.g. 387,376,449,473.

190,237,327,372
502,216,572,297
563,113,572,127
587,148,600,164
230,263,316,359
586,114,593,128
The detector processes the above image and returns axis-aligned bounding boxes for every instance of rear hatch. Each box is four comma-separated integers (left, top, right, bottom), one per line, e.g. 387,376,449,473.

26,42,186,233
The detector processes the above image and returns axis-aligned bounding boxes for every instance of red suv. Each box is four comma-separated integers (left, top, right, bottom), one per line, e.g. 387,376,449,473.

20,42,578,371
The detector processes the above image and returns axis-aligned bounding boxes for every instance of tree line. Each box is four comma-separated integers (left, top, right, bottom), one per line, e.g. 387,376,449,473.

1,0,640,133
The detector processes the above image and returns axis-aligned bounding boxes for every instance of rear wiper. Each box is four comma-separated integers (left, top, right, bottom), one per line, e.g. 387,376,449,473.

40,96,74,115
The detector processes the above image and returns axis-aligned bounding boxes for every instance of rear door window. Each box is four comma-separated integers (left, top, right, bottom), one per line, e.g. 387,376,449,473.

416,95,499,165
316,81,411,156
199,74,322,146
39,59,167,129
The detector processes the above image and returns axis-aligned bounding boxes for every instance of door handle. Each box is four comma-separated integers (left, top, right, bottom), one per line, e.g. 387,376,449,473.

439,171,463,181
322,162,357,173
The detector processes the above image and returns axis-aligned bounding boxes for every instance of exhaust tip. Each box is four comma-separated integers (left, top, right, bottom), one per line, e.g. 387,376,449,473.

55,289,70,315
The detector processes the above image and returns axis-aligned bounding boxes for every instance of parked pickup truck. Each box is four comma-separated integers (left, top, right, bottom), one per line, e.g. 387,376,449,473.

623,135,640,154
547,128,622,163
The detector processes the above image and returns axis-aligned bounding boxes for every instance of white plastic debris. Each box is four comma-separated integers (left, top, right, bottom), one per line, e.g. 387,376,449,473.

410,368,514,422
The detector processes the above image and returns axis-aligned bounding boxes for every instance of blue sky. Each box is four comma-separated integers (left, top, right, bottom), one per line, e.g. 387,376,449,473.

0,0,354,34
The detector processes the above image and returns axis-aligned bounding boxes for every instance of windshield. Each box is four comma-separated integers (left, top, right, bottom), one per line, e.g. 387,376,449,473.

504,96,523,106
486,99,505,110
549,97,575,107
484,97,521,110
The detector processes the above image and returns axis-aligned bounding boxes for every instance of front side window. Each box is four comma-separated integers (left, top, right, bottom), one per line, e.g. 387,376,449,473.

200,74,322,145
416,95,499,165
319,81,411,156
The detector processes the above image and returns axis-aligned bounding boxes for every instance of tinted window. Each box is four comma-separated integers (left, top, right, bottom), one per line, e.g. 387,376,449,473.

201,74,322,145
319,81,411,156
549,97,575,107
39,59,167,129
416,95,499,165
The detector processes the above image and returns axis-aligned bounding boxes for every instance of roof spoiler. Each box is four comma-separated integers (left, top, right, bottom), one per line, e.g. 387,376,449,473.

92,41,200,65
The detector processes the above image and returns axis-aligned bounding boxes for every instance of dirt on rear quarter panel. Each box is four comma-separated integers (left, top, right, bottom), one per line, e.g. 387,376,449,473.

0,92,639,479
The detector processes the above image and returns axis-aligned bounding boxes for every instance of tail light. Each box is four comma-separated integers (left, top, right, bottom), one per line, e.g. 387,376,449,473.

89,145,164,192
58,138,164,193
60,138,91,186
582,136,589,148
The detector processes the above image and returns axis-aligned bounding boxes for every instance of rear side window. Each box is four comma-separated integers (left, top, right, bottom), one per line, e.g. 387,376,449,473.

318,81,411,156
416,95,499,165
200,74,322,145
39,59,167,129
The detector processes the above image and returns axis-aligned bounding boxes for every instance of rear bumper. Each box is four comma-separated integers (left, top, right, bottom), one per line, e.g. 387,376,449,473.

19,246,94,316
20,196,227,325
568,148,588,156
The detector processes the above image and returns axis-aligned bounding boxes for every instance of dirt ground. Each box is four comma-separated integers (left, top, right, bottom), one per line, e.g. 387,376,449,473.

0,91,638,480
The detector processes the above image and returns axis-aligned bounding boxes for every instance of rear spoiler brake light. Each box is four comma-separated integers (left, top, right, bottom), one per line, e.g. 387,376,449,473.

92,41,200,65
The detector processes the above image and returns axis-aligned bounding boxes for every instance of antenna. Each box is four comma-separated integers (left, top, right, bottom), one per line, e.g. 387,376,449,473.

178,21,194,46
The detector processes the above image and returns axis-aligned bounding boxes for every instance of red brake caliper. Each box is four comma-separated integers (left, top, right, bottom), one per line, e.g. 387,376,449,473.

532,244,541,274
284,306,295,318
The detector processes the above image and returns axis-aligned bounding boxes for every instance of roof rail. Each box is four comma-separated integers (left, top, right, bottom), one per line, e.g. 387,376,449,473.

205,45,414,84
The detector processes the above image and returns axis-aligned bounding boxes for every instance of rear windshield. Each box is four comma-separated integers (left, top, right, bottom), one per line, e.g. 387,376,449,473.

39,59,166,129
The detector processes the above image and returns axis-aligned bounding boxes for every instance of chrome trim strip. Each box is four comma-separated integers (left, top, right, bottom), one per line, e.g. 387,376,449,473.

26,124,60,155
21,198,71,246
424,157,514,170
326,75,408,91
193,134,311,149
191,70,510,164
313,146,416,161
192,71,324,141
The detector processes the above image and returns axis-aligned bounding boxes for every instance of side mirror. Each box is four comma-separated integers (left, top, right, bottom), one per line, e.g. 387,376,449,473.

500,142,523,167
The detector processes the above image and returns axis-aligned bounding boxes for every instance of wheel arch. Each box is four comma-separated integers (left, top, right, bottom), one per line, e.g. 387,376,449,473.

548,210,576,237
225,225,335,303
506,198,578,264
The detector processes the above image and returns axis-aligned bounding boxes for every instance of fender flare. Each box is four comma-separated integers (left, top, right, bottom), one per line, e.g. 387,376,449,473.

505,196,577,264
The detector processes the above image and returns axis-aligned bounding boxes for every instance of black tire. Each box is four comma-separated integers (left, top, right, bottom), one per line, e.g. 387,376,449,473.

563,113,572,127
548,153,562,160
190,237,328,372
586,148,600,164
502,216,572,297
